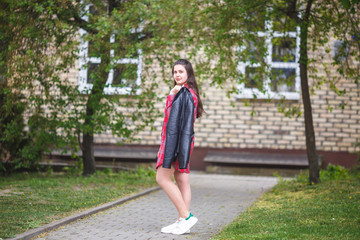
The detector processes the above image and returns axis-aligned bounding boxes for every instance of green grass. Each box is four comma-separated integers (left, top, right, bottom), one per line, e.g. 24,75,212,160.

212,165,360,240
0,167,157,238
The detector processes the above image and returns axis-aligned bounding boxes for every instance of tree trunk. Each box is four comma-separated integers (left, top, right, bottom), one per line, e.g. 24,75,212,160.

82,131,96,176
80,2,120,176
300,53,320,184
299,0,320,184
81,43,111,176
82,98,97,176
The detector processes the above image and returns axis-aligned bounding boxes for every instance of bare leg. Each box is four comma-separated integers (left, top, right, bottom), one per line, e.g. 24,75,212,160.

174,171,191,211
156,165,189,219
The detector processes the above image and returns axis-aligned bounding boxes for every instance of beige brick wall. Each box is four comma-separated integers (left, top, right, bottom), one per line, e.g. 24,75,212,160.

62,41,360,154
133,72,359,153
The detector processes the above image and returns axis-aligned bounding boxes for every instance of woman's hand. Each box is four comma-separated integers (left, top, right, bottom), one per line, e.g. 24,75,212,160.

170,85,182,95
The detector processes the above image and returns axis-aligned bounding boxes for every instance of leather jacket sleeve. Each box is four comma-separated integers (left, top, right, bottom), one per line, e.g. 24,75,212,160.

162,87,195,169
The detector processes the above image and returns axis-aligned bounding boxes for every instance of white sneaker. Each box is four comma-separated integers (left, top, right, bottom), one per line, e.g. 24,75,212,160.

161,220,179,234
161,220,191,234
171,214,198,235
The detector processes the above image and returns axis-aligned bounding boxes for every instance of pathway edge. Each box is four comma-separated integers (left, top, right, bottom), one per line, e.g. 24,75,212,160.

9,186,161,240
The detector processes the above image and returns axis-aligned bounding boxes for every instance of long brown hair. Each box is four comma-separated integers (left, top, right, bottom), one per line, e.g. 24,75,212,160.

172,59,205,118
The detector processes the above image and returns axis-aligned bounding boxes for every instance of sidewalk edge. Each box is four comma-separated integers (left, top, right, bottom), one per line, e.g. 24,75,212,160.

9,186,161,240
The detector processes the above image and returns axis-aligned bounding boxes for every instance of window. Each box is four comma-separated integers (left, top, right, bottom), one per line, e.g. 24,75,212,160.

237,19,300,100
78,5,142,95
333,40,349,62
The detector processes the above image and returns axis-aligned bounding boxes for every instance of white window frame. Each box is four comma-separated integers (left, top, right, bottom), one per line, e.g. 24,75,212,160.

237,20,300,100
78,5,142,95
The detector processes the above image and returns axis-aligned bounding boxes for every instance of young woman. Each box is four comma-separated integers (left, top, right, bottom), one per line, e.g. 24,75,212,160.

156,59,204,235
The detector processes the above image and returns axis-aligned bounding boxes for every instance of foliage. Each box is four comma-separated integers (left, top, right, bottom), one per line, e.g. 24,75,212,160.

320,163,350,180
145,0,359,117
308,0,360,109
1,0,358,177
0,0,80,172
0,87,26,172
0,0,161,174
295,164,351,184
146,0,360,184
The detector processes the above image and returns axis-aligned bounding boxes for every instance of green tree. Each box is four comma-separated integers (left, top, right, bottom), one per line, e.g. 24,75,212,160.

2,0,358,181
0,0,68,172
146,0,359,184
0,0,159,175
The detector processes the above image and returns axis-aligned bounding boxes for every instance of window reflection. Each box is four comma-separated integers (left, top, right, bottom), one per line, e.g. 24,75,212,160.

271,68,296,92
112,64,137,87
87,62,100,84
245,67,264,89
272,37,296,62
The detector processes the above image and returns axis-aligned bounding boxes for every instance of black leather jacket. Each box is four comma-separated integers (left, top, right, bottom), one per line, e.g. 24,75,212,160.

162,87,195,169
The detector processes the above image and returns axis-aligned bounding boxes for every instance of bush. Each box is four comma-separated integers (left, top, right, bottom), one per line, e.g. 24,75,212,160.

320,163,350,180
295,163,350,184
0,86,65,174
0,87,27,173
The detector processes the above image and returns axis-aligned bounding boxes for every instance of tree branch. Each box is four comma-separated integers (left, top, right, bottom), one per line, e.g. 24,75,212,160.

274,0,301,23
304,0,315,22
55,3,99,35
286,0,301,22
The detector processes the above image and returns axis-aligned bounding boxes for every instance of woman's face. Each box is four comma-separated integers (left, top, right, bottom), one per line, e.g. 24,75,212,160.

173,64,188,86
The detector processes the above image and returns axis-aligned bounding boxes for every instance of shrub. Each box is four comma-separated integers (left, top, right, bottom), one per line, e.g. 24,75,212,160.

320,163,350,180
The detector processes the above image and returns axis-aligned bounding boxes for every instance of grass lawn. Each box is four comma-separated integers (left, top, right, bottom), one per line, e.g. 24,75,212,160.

212,165,360,240
0,167,157,239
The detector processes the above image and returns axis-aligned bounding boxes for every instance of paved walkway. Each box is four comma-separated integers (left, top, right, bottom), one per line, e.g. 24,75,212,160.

35,173,278,240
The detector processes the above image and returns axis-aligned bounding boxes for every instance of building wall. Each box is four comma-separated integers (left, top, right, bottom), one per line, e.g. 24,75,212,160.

62,39,360,167
134,65,360,154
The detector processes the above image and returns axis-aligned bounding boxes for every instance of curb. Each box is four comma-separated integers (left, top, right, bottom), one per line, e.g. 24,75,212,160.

9,186,161,240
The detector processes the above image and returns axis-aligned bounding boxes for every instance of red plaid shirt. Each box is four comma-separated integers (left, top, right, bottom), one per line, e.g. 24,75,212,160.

156,84,198,173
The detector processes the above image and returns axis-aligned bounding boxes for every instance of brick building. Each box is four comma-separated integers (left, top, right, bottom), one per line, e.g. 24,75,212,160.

39,1,356,175
57,31,359,175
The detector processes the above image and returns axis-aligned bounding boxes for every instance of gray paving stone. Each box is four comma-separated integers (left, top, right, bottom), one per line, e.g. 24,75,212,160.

35,173,278,240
